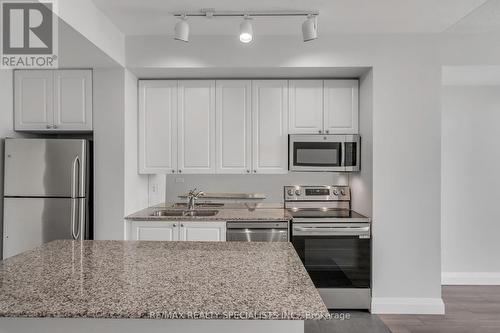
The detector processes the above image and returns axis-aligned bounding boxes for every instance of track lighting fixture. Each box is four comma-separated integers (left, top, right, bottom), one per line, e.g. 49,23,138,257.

302,15,318,42
239,16,253,43
174,15,189,42
173,10,319,43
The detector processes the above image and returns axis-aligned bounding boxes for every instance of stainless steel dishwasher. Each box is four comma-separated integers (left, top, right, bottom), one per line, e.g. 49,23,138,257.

226,221,289,242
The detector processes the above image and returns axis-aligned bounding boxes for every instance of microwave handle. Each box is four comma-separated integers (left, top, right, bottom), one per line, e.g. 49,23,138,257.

341,142,346,168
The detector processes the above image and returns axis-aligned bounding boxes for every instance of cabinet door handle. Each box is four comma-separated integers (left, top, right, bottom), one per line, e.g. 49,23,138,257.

46,124,52,129
53,125,58,129
325,130,329,134
253,170,257,173
178,170,182,173
246,170,250,173
180,224,184,227
318,130,322,134
171,170,175,173
173,224,177,227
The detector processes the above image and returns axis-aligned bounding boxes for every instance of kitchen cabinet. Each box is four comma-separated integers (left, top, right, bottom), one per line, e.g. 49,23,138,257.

14,70,92,131
288,79,358,135
252,80,289,174
129,221,178,241
215,80,252,174
53,70,92,131
180,221,226,241
14,70,53,131
323,80,359,134
177,80,216,174
288,80,323,134
128,221,226,241
138,80,178,174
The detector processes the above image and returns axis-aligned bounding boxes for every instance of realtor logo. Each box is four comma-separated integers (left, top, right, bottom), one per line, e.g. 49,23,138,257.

1,0,58,68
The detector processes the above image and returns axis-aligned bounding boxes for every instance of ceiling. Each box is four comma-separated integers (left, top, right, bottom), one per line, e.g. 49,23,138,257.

91,0,499,36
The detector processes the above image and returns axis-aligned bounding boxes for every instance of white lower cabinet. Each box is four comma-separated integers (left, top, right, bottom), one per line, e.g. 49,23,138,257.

129,221,178,241
128,221,226,241
180,222,226,241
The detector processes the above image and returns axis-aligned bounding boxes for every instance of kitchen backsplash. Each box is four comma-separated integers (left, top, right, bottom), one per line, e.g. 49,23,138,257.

161,172,349,203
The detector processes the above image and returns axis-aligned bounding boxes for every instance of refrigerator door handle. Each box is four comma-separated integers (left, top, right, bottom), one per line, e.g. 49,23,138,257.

71,156,80,198
71,156,80,240
71,199,78,240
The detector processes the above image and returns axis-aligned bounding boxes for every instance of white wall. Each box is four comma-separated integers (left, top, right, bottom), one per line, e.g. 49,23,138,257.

351,69,373,217
441,85,500,285
124,70,149,215
93,68,125,239
93,68,149,239
126,34,444,314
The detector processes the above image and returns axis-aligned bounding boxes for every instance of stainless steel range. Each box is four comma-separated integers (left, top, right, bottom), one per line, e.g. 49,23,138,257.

285,185,371,310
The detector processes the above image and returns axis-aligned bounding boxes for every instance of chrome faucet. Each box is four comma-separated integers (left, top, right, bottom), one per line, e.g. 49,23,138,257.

187,188,204,211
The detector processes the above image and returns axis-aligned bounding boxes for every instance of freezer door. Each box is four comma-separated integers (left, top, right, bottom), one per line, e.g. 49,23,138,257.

2,197,87,258
3,138,88,197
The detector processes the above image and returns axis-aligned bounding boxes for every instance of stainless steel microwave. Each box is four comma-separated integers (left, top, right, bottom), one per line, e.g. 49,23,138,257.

289,134,360,172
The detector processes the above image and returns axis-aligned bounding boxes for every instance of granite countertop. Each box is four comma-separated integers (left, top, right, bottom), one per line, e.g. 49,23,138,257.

0,240,328,320
125,203,292,222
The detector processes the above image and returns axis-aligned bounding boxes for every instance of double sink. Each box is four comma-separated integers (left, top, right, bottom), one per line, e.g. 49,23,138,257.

150,202,223,217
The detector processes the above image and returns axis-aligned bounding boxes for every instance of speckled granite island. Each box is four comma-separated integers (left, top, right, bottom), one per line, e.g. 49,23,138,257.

0,240,327,333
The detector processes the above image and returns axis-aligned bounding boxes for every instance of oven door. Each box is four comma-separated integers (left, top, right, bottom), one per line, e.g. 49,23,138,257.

292,223,371,289
289,135,344,172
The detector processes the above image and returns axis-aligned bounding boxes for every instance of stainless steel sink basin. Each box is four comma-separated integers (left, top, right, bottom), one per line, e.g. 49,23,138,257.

172,202,224,208
182,210,219,217
150,210,219,217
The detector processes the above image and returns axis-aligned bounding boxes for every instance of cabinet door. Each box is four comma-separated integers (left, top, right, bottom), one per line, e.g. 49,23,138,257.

323,80,359,134
178,80,216,174
179,222,226,241
288,80,324,134
215,80,252,174
252,80,289,174
53,70,92,131
14,70,53,131
130,221,178,241
138,80,178,174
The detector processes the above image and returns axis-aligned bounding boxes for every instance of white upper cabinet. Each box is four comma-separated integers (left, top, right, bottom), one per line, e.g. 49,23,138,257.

288,79,359,134
138,80,178,174
323,80,359,134
53,70,92,131
14,70,92,132
252,80,289,174
14,70,53,131
288,80,323,134
215,80,252,174
177,80,216,174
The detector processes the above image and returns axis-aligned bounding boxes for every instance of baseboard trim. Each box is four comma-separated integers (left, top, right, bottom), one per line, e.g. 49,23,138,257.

371,297,445,314
442,272,500,285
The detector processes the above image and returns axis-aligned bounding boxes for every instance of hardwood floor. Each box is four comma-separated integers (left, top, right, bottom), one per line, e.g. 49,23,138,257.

380,286,500,333
305,286,500,333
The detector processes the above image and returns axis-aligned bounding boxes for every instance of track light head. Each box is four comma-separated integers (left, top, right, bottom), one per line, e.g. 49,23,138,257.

239,17,253,43
174,15,189,42
302,15,318,42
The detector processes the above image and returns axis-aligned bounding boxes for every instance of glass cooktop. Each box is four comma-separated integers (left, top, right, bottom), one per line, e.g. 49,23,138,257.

287,208,368,219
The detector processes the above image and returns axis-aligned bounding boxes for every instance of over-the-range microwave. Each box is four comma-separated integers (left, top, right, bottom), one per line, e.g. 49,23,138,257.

289,134,360,172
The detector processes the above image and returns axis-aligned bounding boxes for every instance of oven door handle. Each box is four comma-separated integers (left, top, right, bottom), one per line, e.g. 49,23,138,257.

293,226,370,238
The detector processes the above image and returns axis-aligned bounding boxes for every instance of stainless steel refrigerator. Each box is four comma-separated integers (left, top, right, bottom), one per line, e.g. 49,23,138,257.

3,138,91,258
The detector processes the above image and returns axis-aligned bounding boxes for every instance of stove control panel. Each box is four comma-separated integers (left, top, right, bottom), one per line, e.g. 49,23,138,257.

284,185,351,201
